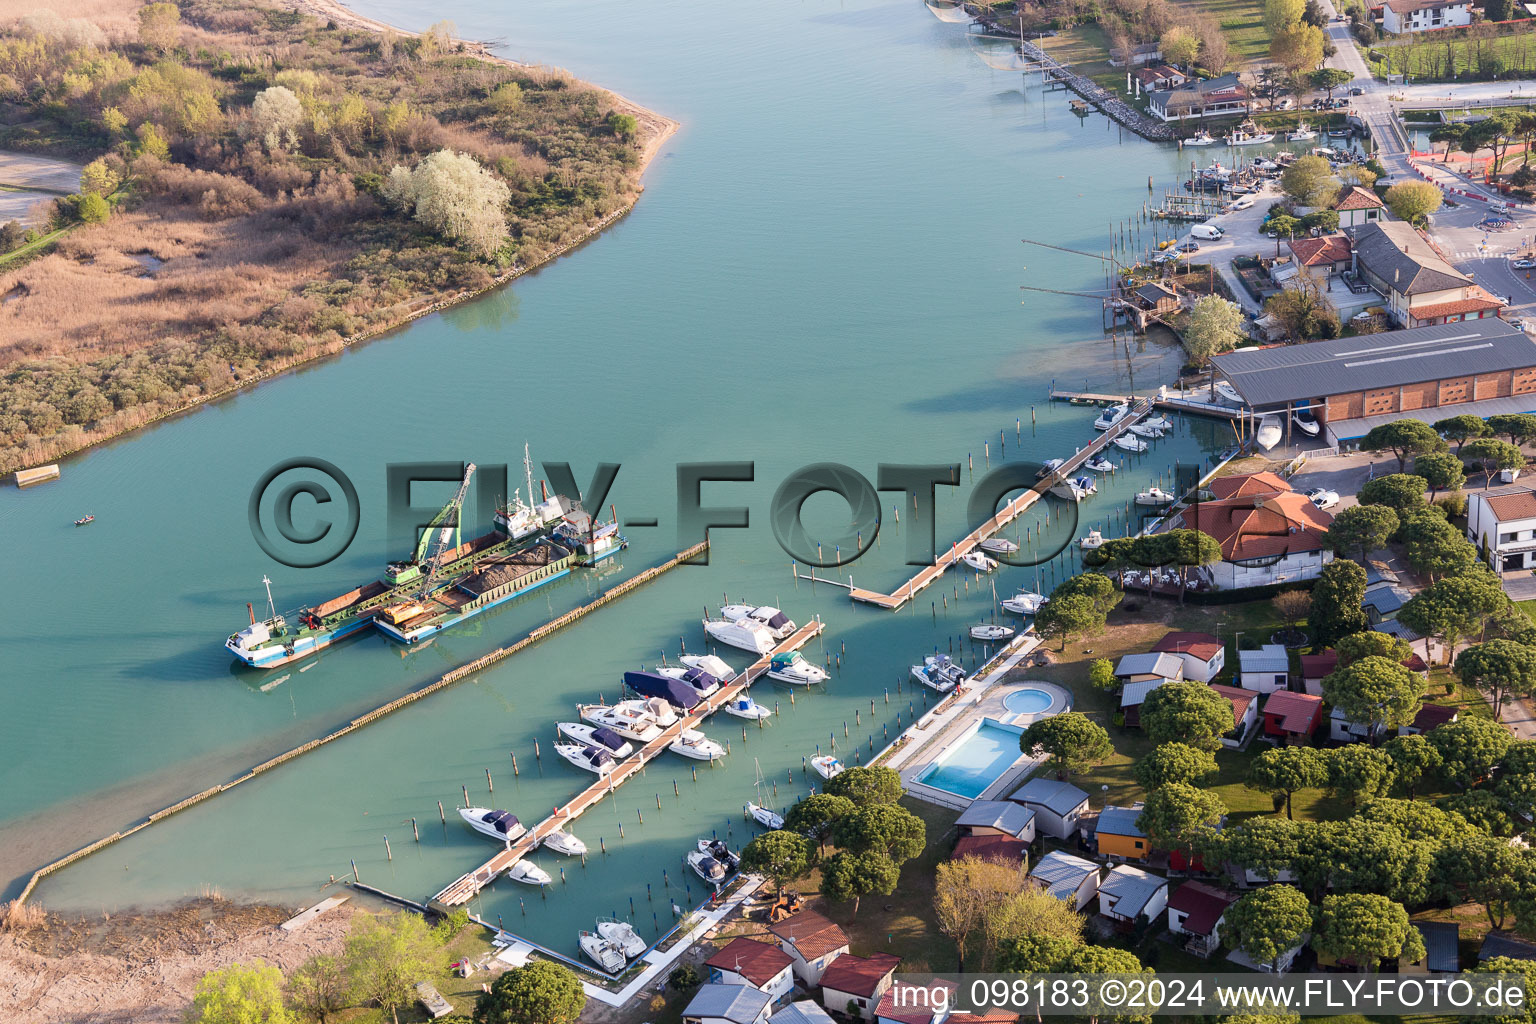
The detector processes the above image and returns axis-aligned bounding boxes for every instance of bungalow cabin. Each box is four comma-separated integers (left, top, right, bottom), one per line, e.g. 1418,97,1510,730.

1226,938,1307,974
1167,881,1240,958
1153,632,1226,682
1029,850,1101,909
1479,931,1536,963
1098,864,1169,925
1401,703,1458,736
1362,580,1413,624
955,800,1036,842
771,1003,839,1024
1096,804,1150,861
951,834,1028,866
1210,684,1260,748
1115,652,1184,687
1008,779,1091,840
769,911,849,987
1329,706,1385,745
1406,922,1460,973
706,938,795,1002
876,981,956,1024
1133,281,1180,317
1131,64,1187,93
820,953,901,1018
686,986,775,1024
1299,650,1338,697
1365,560,1400,586
1121,678,1169,727
1262,690,1324,744
1238,645,1290,694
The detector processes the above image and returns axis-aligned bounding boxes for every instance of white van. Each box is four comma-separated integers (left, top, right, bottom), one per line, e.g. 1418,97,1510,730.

1191,224,1225,240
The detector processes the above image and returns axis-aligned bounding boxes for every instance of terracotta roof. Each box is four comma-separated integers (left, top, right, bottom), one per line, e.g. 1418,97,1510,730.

1153,631,1224,662
1412,703,1459,731
1482,487,1536,521
820,952,901,999
953,834,1028,865
1289,234,1353,267
1208,471,1290,499
876,981,956,1024
1209,683,1256,728
1387,0,1467,12
706,937,794,988
1168,880,1239,934
1412,294,1505,321
1300,650,1339,679
1334,186,1385,212
768,911,849,961
1263,690,1324,733
1174,490,1333,562
949,1012,1020,1024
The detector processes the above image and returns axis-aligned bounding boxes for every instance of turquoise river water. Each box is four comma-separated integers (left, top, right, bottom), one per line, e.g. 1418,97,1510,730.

0,0,1289,958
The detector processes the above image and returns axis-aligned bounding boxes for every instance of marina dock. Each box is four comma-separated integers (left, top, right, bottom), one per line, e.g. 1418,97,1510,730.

849,398,1154,610
1051,387,1241,421
430,619,826,907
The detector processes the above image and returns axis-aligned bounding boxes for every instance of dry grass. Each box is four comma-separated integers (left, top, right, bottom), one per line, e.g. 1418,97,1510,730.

1,900,46,933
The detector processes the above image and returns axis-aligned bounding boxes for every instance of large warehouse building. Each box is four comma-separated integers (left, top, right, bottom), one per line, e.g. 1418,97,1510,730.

1209,320,1536,446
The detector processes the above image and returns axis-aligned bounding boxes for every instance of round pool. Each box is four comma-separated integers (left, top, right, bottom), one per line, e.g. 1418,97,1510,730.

1002,688,1054,715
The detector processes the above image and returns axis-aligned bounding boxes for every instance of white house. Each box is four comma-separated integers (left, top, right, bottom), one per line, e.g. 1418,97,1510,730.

1008,778,1091,840
819,953,901,1018
1210,684,1260,748
1238,645,1290,694
1383,0,1472,33
1098,864,1169,925
771,1002,839,1024
769,911,849,987
1167,881,1239,958
1146,73,1248,121
1166,473,1335,590
686,986,775,1024
1468,485,1536,572
706,939,795,1002
876,981,956,1024
1153,632,1226,683
955,800,1037,843
1029,850,1101,910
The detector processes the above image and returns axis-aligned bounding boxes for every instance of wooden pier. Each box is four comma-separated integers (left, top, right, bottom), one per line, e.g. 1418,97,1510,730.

848,398,1153,610
430,619,826,907
1052,388,1241,421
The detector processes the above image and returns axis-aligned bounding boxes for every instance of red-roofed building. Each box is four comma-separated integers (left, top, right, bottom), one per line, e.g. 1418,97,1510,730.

821,953,902,1018
706,938,795,1000
1153,631,1227,682
769,911,850,987
1401,702,1459,735
1210,683,1260,747
1166,475,1334,590
876,980,957,1024
1209,471,1291,499
1262,690,1324,744
1131,64,1187,92
1332,187,1385,229
1302,648,1429,697
1469,485,1536,573
1167,881,1240,958
952,834,1028,866
1289,234,1354,274
1409,292,1507,325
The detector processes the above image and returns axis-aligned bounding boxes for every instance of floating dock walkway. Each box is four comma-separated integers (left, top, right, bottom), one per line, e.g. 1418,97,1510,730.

849,398,1153,610
1051,387,1241,421
430,619,826,907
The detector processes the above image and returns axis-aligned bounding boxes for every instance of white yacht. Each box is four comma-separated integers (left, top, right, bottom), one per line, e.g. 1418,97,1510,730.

1214,381,1243,404
1293,409,1320,436
767,650,829,685
596,918,646,958
747,802,784,829
541,829,588,857
1255,415,1283,450
723,694,772,720
506,861,551,885
1127,423,1164,440
1135,487,1175,505
720,604,796,640
1079,530,1105,550
1084,455,1117,473
1288,124,1317,141
1112,434,1148,453
681,653,737,680
459,807,525,844
576,702,664,743
670,728,727,761
555,740,618,776
979,537,1019,554
687,849,729,886
1142,414,1172,431
970,622,1015,642
1227,123,1276,145
960,550,997,572
656,665,723,698
1001,590,1047,615
1093,404,1130,430
811,754,845,780
703,616,776,654
580,930,627,972
1049,475,1097,501
557,721,633,759
911,653,966,693
1035,458,1065,479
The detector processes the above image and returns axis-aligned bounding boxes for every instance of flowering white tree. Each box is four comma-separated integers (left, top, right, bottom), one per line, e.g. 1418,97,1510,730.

382,150,510,257
250,86,304,152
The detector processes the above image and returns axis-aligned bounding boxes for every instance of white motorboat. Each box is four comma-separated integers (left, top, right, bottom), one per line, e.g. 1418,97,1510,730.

577,702,663,742
970,622,1015,642
1049,475,1096,501
681,654,736,680
1293,410,1320,436
580,930,627,972
1227,124,1276,145
506,860,552,886
720,604,796,640
687,849,729,886
1135,487,1175,505
911,653,966,693
979,537,1019,554
1127,423,1164,440
1255,414,1283,450
1142,414,1172,431
723,694,772,720
703,616,776,654
657,665,722,698
670,728,727,761
541,829,588,857
1093,404,1131,430
555,740,618,776
1080,530,1105,550
698,837,740,872
1001,590,1048,615
767,650,828,685
1084,455,1117,473
557,721,634,759
460,807,526,844
596,918,647,958
634,696,680,727
1185,131,1218,146
1035,458,1065,479
747,801,784,829
960,550,997,572
1288,125,1317,141
1113,434,1148,453
1214,381,1243,404
811,754,845,780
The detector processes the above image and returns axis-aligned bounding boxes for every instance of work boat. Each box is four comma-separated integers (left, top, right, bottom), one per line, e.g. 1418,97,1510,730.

961,550,997,572
541,829,587,857
1227,122,1276,145
748,802,785,829
723,694,772,720
1093,404,1131,430
580,931,626,973
1135,487,1175,505
911,653,967,693
767,650,829,685
1288,124,1317,141
556,721,633,758
577,702,664,742
688,849,729,886
703,615,776,654
1002,590,1047,615
506,861,552,886
681,654,736,680
460,807,526,844
970,622,1015,642
1113,434,1148,453
670,728,727,761
811,754,845,780
720,603,796,641
979,537,1019,554
1049,475,1097,501
655,665,723,698
1255,414,1283,450
555,741,617,776
495,444,574,538
597,917,647,958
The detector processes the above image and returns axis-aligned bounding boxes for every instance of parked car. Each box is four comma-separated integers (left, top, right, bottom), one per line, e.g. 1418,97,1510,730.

1150,251,1179,264
1512,258,1536,270
1305,488,1340,510
1509,318,1528,331
1178,241,1201,253
1349,87,1364,95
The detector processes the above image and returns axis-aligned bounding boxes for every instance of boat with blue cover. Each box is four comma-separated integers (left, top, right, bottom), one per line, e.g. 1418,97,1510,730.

623,670,704,710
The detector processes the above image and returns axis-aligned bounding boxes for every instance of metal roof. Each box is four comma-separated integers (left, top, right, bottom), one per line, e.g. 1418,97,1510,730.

771,1002,838,1024
1115,652,1184,679
686,985,773,1024
1099,864,1168,918
1349,221,1470,295
1120,677,1169,708
1097,804,1147,838
1029,850,1099,900
956,800,1036,837
1210,319,1533,409
1239,645,1289,673
1010,778,1090,816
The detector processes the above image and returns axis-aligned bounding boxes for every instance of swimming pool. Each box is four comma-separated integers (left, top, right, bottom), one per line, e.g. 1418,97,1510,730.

916,721,1026,800
1002,688,1054,716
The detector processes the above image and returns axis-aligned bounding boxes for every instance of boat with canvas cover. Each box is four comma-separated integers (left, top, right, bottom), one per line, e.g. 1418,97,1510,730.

580,930,626,972
656,665,723,698
720,603,796,640
556,721,633,758
596,918,646,958
687,850,729,886
970,622,1015,641
1049,475,1096,501
766,651,828,685
507,860,552,885
979,537,1019,554
622,671,704,710
555,741,617,776
459,807,525,844
1001,590,1047,615
1127,423,1164,439
697,838,740,872
681,653,736,680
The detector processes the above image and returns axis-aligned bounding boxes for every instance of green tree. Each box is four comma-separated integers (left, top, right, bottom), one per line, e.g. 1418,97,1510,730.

1225,885,1311,970
833,804,926,863
1264,0,1307,32
824,765,903,806
1457,639,1536,721
1439,789,1515,836
1324,504,1399,563
1322,655,1427,738
79,158,120,197
135,121,170,160
345,912,442,1024
1161,25,1202,67
1498,741,1536,820
1402,570,1509,664
668,964,701,990
1133,742,1218,789
1060,946,1154,1023
1182,294,1245,367
1035,593,1101,650
935,856,1034,972
1088,657,1118,692
1311,893,1425,969
1414,451,1466,499
1247,746,1327,819
1141,680,1234,750
1489,412,1536,446
1220,816,1303,880
75,192,109,224
1429,716,1514,787
1435,413,1491,453
190,964,293,1024
740,830,813,893
137,1,181,52
287,954,350,1023
1439,836,1528,928
1364,422,1449,474
1359,472,1429,513
1136,782,1225,859
994,934,1082,972
1384,180,1444,226
1083,535,1139,586
1327,744,1397,805
605,112,638,138
1265,278,1340,342
1384,733,1441,798
1462,437,1527,488
1403,515,1477,582
1337,630,1412,667
783,793,856,850
1310,67,1354,99
1159,528,1222,603
1270,23,1325,74
1054,572,1122,617
1295,817,1434,904
1279,154,1340,207
1428,123,1469,160
475,960,585,1024
1019,711,1114,778
821,848,900,917
1309,558,1369,646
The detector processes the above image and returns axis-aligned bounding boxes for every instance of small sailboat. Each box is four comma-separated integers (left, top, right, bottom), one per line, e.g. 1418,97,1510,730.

703,616,776,654
1113,434,1149,453
1141,414,1172,431
670,728,726,761
1079,530,1105,550
1288,124,1317,141
680,653,736,680
541,829,588,857
911,653,966,693
979,537,1019,554
960,550,998,572
1048,475,1096,501
723,694,772,720
767,650,828,685
596,917,647,958
1214,381,1243,404
1093,404,1131,430
1255,414,1283,451
506,860,552,885
720,604,796,640
1185,131,1218,146
1084,455,1117,473
1001,590,1048,615
748,802,785,829
557,721,633,758
74,514,94,526
460,807,526,844
1293,409,1320,436
555,741,617,776
970,622,1015,642
811,754,845,780
1035,458,1065,479
698,837,740,872
687,850,729,886
580,930,627,972
1135,487,1175,505
1128,423,1164,440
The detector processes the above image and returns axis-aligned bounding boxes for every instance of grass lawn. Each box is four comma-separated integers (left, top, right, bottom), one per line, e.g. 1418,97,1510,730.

324,921,498,1023
1171,0,1270,64
1369,28,1536,80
